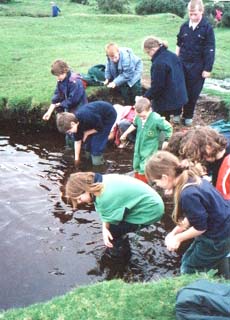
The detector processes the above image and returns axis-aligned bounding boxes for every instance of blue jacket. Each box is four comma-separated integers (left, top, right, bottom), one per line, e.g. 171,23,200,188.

74,101,117,141
177,17,215,72
51,71,87,112
180,179,230,240
144,46,188,112
105,47,143,87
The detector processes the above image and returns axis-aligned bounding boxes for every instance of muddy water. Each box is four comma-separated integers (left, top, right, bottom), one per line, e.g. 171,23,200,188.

0,127,180,310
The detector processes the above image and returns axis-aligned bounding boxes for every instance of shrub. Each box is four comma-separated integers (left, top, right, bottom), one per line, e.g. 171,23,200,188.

135,0,186,18
221,4,230,28
70,0,89,4
97,0,130,14
0,0,11,3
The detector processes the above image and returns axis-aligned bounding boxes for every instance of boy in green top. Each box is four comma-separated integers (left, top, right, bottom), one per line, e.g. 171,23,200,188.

120,97,173,183
65,172,164,252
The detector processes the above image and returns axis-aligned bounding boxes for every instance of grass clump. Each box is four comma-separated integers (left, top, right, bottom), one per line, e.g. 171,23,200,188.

0,273,226,320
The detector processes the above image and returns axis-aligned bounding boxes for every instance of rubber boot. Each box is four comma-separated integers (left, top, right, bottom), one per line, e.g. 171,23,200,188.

91,155,104,166
84,151,91,160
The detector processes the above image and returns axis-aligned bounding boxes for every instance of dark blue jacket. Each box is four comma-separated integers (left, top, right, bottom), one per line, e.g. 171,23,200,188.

180,179,230,240
52,5,61,17
74,101,117,141
52,71,87,112
177,17,215,72
144,46,188,112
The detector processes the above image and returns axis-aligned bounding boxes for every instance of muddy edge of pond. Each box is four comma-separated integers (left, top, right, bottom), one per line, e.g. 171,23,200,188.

0,87,228,133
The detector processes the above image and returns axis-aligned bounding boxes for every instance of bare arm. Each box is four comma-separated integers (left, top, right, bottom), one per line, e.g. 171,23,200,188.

165,226,205,252
102,222,113,247
74,140,82,165
175,45,180,56
83,129,98,142
120,124,136,141
42,103,60,121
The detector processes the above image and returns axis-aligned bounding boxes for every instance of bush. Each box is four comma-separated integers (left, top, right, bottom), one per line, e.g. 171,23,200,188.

135,0,186,18
97,0,130,14
70,0,89,4
0,0,11,3
221,4,230,28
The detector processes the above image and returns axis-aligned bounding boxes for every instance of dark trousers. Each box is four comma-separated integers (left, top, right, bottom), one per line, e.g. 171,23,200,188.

119,80,142,105
159,108,182,121
84,122,114,156
182,62,205,119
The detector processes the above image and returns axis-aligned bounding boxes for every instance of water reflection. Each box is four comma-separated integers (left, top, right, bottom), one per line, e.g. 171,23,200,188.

0,129,180,310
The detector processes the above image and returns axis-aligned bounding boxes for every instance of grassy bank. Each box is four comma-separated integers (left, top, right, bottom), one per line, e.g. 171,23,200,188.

0,0,230,112
0,273,226,320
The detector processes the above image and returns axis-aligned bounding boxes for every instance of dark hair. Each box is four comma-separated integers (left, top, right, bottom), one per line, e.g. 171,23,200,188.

51,60,70,76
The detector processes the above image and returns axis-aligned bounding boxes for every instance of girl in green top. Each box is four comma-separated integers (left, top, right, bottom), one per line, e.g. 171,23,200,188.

65,172,164,249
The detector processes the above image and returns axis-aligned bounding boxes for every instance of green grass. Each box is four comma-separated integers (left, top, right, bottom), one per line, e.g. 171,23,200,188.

0,0,229,111
0,273,226,320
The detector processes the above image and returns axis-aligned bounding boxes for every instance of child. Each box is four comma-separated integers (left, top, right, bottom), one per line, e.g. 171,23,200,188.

109,104,136,147
176,0,215,126
56,101,117,166
42,60,87,121
120,97,172,183
65,172,164,257
143,36,188,123
51,2,61,17
104,43,143,105
179,127,230,200
145,150,230,274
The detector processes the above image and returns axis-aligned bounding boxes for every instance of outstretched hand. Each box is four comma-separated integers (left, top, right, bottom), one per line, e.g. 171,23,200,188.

103,228,113,248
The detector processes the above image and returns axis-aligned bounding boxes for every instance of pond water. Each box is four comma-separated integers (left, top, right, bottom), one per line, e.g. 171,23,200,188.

0,126,180,310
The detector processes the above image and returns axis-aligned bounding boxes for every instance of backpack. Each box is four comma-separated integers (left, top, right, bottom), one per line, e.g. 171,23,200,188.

81,64,106,86
176,279,230,320
210,119,230,146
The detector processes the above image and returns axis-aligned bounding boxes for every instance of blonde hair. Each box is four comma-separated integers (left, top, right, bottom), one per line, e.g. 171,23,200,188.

51,60,70,76
135,97,151,113
56,112,78,134
143,36,168,51
105,43,119,56
145,151,202,223
65,172,103,206
188,0,204,12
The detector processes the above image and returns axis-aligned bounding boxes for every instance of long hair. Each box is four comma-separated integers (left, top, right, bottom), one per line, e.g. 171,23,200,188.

145,151,202,223
65,172,103,206
179,127,227,162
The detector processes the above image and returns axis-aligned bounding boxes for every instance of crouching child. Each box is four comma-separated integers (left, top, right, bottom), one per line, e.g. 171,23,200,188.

56,101,117,166
65,172,164,260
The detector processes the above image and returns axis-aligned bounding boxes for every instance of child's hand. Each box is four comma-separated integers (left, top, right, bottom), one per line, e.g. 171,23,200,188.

161,141,168,150
107,82,116,88
120,134,126,142
165,233,181,251
103,79,109,86
202,71,211,78
102,228,113,248
42,111,51,121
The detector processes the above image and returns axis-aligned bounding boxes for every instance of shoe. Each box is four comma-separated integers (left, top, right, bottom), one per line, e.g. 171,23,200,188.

91,155,105,166
173,115,180,124
185,118,193,126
